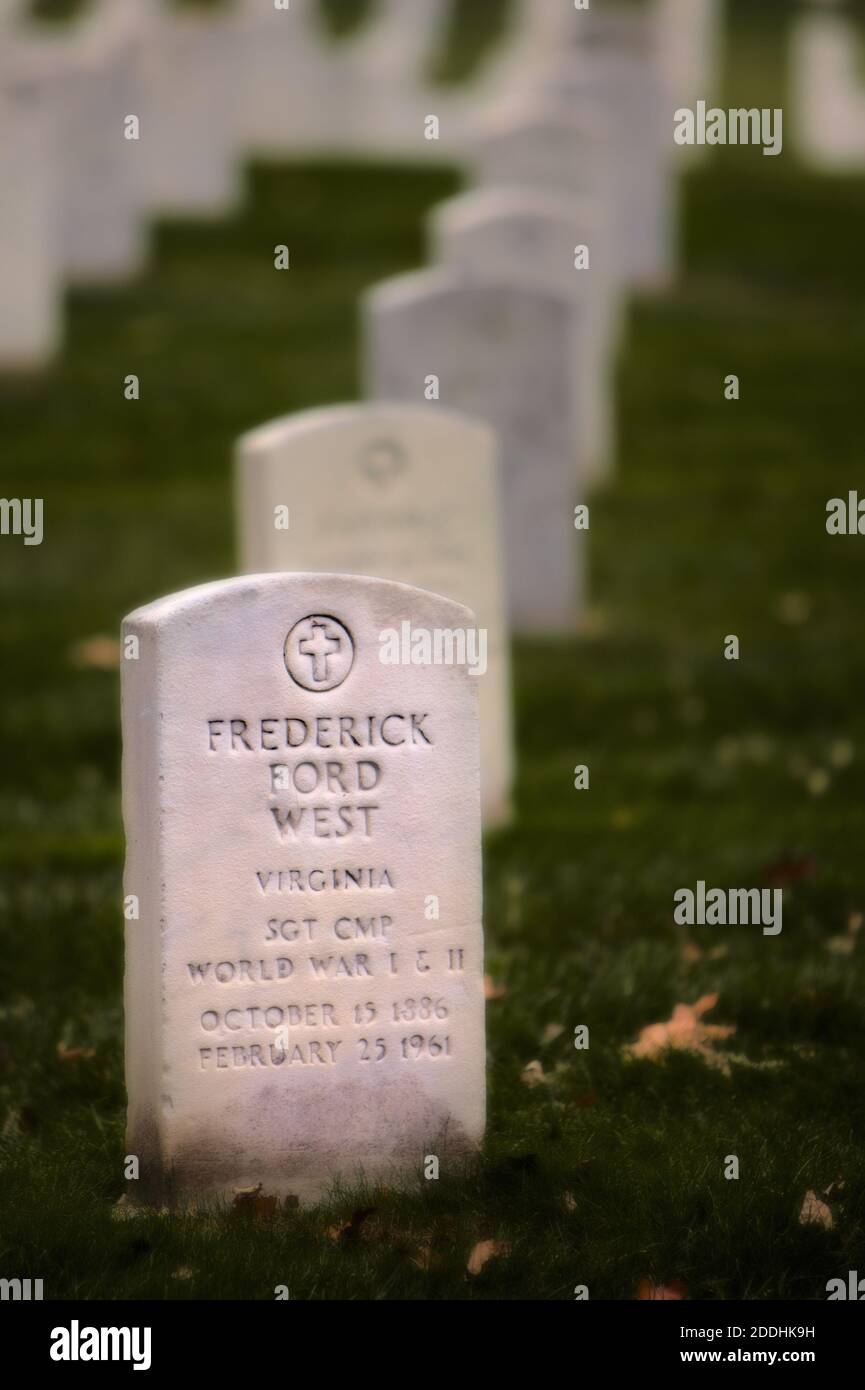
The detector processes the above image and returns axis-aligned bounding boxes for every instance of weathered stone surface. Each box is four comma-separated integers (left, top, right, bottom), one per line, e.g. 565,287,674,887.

430,186,620,483
122,572,484,1205
364,268,583,632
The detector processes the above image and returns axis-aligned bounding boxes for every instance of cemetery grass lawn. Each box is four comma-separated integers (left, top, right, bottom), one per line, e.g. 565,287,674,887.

3,27,865,1300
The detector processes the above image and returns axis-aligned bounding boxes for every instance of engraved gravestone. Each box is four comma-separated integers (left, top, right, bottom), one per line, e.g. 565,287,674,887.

235,404,514,827
430,187,620,485
364,269,583,632
122,573,484,1205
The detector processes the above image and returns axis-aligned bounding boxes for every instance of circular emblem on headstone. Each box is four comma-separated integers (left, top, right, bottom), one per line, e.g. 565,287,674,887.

284,615,354,692
359,438,407,488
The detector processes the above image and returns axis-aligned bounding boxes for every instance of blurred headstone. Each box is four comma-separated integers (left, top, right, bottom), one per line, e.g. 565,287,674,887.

133,0,242,217
235,402,514,826
344,0,447,155
792,9,865,170
32,1,146,283
122,572,485,1205
364,268,583,633
657,0,725,138
430,185,620,485
545,4,677,288
237,0,345,153
0,42,61,367
472,99,609,205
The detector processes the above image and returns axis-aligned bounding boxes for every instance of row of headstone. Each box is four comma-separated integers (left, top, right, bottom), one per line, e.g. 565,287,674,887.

235,0,703,816
0,0,720,371
113,0,723,1204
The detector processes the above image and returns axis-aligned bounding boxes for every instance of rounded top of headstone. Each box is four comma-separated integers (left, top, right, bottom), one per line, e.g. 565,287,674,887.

122,571,477,635
237,401,494,460
430,186,601,237
364,265,573,316
473,95,608,149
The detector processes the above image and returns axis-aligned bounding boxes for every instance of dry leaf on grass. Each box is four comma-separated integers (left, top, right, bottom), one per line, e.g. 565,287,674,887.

484,975,506,1001
56,1044,95,1063
326,1206,377,1245
636,1278,688,1301
828,912,862,955
799,1191,833,1230
69,635,121,670
541,1022,565,1044
624,993,735,1072
466,1239,511,1277
520,1059,548,1088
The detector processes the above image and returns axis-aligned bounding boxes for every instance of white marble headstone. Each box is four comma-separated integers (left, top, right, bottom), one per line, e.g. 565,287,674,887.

543,6,677,287
472,99,609,206
0,54,60,368
34,4,146,284
657,0,725,142
235,404,514,828
364,268,583,633
791,11,865,170
237,0,347,154
123,572,484,1206
343,0,447,156
133,1,242,217
429,186,620,485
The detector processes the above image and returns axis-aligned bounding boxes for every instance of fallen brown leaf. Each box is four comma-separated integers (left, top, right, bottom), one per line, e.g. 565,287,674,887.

636,1278,687,1301
541,1022,565,1044
484,975,506,1001
799,1191,833,1230
466,1239,511,1277
624,994,735,1072
69,635,120,670
56,1044,96,1063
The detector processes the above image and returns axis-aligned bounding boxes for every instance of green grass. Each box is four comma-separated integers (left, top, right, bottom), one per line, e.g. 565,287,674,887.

2,5,865,1299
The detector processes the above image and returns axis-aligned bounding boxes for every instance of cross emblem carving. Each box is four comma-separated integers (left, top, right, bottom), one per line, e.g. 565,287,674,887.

298,620,341,683
284,614,354,692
